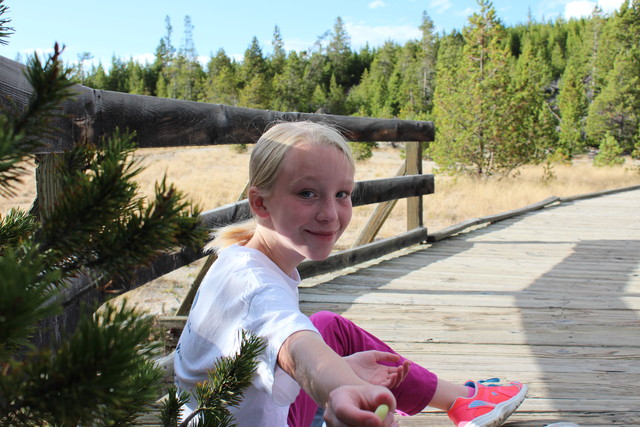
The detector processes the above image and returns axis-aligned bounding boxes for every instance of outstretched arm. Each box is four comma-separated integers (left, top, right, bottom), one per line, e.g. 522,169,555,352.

344,351,411,389
278,330,397,426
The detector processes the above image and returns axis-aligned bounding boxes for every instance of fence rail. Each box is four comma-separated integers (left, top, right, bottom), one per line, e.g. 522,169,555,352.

1,55,435,346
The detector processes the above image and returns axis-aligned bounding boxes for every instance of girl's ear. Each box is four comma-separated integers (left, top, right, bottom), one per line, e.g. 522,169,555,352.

248,187,270,219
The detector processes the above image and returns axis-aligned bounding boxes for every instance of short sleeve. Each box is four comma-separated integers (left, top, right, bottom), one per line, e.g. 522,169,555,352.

244,283,318,405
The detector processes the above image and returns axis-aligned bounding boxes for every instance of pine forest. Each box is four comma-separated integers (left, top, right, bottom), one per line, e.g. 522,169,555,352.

58,0,640,176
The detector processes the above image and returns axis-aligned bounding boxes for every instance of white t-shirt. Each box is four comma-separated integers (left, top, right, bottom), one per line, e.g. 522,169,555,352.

174,244,319,426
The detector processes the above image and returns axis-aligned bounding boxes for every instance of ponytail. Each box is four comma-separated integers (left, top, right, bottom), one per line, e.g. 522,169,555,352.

204,220,256,253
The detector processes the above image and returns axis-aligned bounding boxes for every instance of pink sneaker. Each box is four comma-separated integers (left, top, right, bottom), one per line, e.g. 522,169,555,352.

447,378,528,427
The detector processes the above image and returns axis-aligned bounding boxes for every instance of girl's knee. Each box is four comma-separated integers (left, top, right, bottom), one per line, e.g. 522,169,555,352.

309,310,340,327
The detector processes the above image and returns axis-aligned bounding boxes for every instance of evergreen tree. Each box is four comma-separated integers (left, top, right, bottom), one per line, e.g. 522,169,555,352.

0,5,267,424
586,0,640,153
241,36,268,82
270,25,287,76
84,62,109,90
127,59,148,95
391,36,435,120
431,0,518,176
238,37,271,108
0,41,205,425
303,34,330,102
73,52,93,85
326,17,352,87
162,15,205,101
548,18,569,79
107,55,130,93
430,31,465,159
161,331,266,427
152,15,177,97
557,58,588,158
203,48,239,105
347,41,399,118
239,73,271,109
0,0,12,42
311,83,328,112
417,11,438,116
582,6,610,101
593,133,625,166
271,50,310,112
508,38,557,166
326,73,347,115
586,49,640,152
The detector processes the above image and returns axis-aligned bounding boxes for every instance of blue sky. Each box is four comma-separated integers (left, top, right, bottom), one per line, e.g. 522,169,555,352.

1,0,625,68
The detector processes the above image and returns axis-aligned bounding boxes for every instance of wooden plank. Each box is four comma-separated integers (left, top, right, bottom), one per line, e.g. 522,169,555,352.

405,141,423,230
428,197,560,242
399,411,640,426
352,163,406,247
296,189,640,426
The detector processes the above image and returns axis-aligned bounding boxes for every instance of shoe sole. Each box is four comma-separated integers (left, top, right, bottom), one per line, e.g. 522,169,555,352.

466,384,529,427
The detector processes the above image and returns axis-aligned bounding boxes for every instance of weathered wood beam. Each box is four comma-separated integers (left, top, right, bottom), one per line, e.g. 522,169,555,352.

1,55,434,153
198,174,435,229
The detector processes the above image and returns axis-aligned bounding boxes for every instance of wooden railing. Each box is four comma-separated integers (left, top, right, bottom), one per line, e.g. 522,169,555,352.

1,55,435,345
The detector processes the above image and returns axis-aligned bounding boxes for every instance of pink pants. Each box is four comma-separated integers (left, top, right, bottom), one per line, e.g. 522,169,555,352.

287,311,438,427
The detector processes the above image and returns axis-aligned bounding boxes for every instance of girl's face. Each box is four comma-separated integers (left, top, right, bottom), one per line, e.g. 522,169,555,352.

255,142,355,274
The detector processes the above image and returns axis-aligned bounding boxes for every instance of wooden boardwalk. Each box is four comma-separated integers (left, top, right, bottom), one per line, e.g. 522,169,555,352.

299,189,640,426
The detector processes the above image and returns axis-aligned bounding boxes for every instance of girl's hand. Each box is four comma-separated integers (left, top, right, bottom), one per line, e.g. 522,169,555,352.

344,351,411,389
323,384,398,427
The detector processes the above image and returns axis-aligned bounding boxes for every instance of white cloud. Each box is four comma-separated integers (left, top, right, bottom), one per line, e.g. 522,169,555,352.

345,22,422,49
457,7,476,19
597,0,625,13
368,0,386,9
565,1,597,19
429,0,453,14
564,0,624,20
132,53,156,64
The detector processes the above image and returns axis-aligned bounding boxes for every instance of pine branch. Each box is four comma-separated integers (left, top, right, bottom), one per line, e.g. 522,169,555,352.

84,176,204,280
0,0,14,45
34,130,206,283
36,130,142,258
1,301,164,425
160,386,191,427
96,360,166,425
175,331,267,427
0,43,74,197
0,209,36,251
0,246,60,357
1,10,214,426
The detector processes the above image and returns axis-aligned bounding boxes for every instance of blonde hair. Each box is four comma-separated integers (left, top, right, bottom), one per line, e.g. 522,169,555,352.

207,121,354,252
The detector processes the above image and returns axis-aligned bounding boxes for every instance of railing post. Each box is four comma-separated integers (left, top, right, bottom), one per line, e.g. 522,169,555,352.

405,141,423,230
33,153,64,221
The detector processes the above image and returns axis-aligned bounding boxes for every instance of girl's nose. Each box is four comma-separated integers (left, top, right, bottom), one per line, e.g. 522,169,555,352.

317,198,338,222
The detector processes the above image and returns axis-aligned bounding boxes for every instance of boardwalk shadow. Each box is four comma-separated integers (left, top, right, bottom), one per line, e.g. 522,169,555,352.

516,238,640,410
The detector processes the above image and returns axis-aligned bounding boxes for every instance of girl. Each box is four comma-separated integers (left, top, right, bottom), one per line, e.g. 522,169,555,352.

174,121,527,427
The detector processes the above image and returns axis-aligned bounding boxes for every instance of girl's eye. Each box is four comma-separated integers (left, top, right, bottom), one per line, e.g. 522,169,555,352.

300,190,315,198
336,191,351,199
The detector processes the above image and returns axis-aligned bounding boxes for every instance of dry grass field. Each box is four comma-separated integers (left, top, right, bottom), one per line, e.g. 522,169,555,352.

3,145,640,246
3,145,639,315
